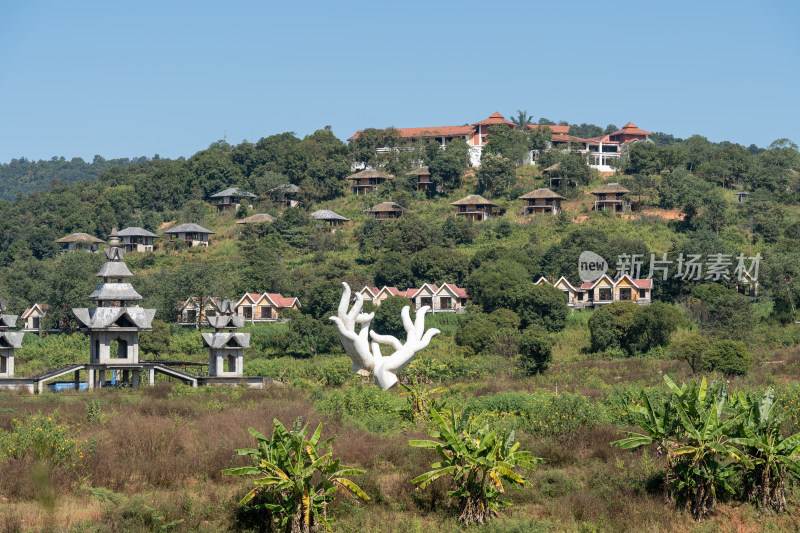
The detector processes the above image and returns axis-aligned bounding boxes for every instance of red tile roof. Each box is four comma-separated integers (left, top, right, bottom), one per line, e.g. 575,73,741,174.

266,293,299,308
527,124,571,135
632,279,653,289
473,112,515,127
610,123,651,137
438,283,468,299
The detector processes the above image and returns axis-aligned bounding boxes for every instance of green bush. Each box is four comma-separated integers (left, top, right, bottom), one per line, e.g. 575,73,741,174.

244,356,354,386
0,413,88,469
702,340,751,376
517,326,553,375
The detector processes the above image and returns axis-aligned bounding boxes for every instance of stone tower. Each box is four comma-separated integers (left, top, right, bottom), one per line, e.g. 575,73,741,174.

201,299,249,377
0,299,23,377
73,228,155,387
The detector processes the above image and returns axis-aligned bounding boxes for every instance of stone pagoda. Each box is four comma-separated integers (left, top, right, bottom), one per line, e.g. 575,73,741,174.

0,299,24,377
201,299,249,378
73,228,155,388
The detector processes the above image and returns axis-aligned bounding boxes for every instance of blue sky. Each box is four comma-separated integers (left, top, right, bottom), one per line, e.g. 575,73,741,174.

1,0,797,163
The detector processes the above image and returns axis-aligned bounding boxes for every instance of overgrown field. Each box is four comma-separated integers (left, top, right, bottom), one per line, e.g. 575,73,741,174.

3,318,800,532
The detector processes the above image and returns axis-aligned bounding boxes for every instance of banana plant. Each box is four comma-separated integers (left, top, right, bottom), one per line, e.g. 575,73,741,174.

223,418,369,533
729,388,800,513
410,409,542,525
612,376,745,521
398,377,446,423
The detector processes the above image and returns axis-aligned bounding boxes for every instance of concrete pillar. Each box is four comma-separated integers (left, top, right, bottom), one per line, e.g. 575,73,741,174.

122,369,130,384
132,369,140,388
98,369,105,389
148,368,155,386
37,380,44,394
87,368,95,390
74,370,80,390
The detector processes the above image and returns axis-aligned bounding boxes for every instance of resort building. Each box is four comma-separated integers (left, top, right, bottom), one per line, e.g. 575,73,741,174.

346,169,392,195
118,227,158,252
268,184,300,207
451,195,498,221
349,113,651,171
520,188,566,215
536,275,651,309
164,223,214,247
589,183,631,212
366,202,405,220
235,292,300,322
408,167,432,192
57,233,104,253
21,304,48,333
311,209,349,227
210,187,256,213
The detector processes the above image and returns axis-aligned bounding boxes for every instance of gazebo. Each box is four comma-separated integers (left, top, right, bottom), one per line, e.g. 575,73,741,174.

310,209,349,227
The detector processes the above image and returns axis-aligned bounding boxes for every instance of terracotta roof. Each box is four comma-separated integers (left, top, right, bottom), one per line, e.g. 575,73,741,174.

407,166,430,176
21,304,48,319
266,293,299,308
632,279,653,289
609,123,651,137
348,125,473,142
438,283,468,299
589,183,630,195
236,213,275,224
551,134,587,144
519,188,565,200
359,286,379,297
366,201,406,213
527,124,570,135
473,112,515,127
57,233,104,243
451,195,498,207
346,169,392,180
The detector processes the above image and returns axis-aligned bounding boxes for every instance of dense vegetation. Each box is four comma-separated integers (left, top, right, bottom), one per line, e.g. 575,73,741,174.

1,116,800,531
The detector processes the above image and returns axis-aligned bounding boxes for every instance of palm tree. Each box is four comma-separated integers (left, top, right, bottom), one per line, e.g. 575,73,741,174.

510,109,534,130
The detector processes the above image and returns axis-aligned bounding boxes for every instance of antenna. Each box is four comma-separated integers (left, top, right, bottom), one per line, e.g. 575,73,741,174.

224,130,227,142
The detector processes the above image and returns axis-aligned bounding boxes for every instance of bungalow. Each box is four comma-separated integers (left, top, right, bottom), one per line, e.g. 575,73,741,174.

164,223,214,247
519,188,566,215
408,167,432,192
176,297,224,326
56,233,104,253
357,286,380,305
236,213,275,225
434,284,469,312
210,187,256,212
118,227,158,252
373,286,409,306
576,275,652,309
589,183,630,212
537,275,652,309
235,292,300,322
346,169,392,195
268,184,300,207
366,202,405,220
21,304,48,332
311,209,349,227
407,284,439,310
451,195,498,221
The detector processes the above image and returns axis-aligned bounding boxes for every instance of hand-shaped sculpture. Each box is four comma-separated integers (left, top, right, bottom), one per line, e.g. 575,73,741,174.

329,283,375,375
329,282,440,390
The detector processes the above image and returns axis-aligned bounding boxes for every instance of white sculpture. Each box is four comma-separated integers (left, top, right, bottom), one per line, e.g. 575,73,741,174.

330,282,440,389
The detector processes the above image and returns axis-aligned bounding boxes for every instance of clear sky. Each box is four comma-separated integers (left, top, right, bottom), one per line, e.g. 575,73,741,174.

1,0,797,163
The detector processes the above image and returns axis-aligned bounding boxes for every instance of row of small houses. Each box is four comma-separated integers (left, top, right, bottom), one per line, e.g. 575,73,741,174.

534,274,652,309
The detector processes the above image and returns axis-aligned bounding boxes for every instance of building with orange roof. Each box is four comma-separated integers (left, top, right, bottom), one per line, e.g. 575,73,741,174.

349,113,651,171
234,292,300,323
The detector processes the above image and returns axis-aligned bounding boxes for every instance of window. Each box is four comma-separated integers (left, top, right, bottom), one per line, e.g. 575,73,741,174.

639,289,647,299
599,288,612,301
619,288,632,301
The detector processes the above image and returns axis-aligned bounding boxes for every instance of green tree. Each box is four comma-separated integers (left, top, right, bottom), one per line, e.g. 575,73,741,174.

372,295,415,338
477,154,515,196
428,139,470,193
702,340,751,376
517,325,553,375
670,329,710,375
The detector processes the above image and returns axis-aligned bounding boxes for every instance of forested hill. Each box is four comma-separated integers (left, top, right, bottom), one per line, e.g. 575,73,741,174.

0,155,148,201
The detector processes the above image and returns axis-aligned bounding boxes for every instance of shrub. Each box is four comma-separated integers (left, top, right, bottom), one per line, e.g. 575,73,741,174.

702,340,751,376
224,418,368,532
0,414,87,469
517,326,553,375
410,409,542,524
454,312,495,354
669,329,711,375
